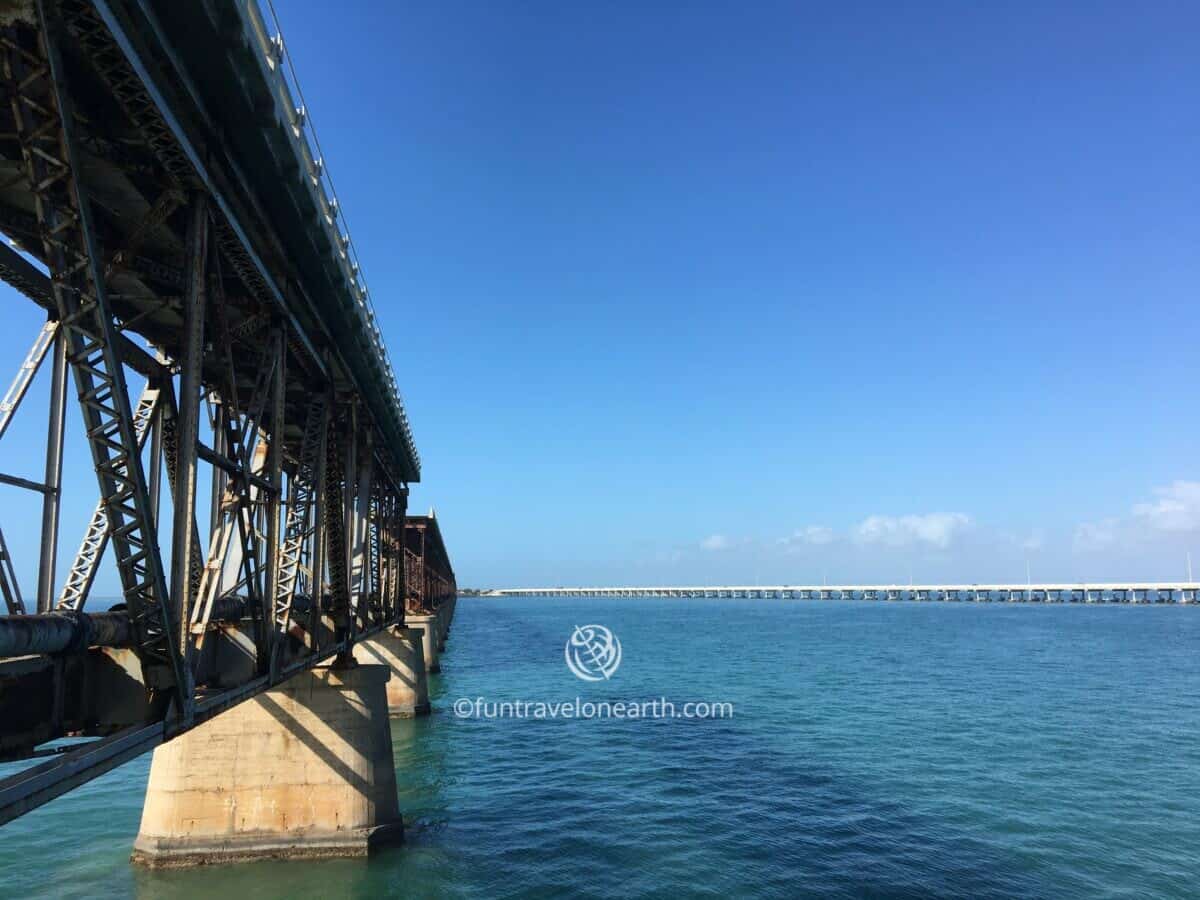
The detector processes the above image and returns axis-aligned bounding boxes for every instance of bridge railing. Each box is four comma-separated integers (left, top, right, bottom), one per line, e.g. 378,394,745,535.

241,0,417,476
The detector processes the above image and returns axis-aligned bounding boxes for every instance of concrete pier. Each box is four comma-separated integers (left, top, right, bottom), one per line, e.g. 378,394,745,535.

435,605,447,652
406,613,441,674
440,596,455,642
131,663,402,867
352,626,430,716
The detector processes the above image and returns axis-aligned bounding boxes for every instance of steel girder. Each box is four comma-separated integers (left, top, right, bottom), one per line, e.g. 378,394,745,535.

56,384,160,611
0,321,61,616
2,4,184,698
0,320,57,442
273,395,328,632
0,529,24,615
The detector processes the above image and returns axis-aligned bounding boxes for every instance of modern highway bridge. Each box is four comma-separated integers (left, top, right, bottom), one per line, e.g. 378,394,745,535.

0,0,455,862
492,584,1200,603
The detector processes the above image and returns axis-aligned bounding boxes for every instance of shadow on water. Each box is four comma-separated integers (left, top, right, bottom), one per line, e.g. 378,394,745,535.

610,719,1046,900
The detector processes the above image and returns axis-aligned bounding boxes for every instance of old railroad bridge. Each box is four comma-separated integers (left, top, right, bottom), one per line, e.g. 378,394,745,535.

0,0,457,864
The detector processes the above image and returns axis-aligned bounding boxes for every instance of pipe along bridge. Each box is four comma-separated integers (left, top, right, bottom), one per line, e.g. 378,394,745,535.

0,0,456,863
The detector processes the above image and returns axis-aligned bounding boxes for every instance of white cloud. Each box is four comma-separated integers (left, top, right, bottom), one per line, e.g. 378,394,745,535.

700,534,731,551
1020,529,1046,552
1074,481,1200,553
854,512,969,549
1131,481,1200,533
1073,518,1118,552
777,525,835,550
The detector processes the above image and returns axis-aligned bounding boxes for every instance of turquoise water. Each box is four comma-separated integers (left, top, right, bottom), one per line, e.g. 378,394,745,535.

2,596,1199,898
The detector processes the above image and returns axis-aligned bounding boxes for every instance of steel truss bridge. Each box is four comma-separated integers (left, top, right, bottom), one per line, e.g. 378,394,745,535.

492,584,1200,603
0,0,446,826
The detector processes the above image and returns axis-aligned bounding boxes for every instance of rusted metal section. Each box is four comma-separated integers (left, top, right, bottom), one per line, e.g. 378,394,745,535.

404,514,457,616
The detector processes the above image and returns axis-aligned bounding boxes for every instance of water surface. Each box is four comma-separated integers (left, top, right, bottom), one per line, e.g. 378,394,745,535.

2,597,1198,898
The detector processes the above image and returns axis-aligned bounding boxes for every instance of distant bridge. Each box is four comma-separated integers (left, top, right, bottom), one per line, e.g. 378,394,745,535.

490,584,1200,603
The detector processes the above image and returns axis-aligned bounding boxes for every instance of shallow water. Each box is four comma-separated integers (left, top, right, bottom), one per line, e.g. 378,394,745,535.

2,597,1198,898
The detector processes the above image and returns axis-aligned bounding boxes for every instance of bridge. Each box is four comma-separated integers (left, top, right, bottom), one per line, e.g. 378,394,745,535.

491,584,1200,603
0,0,456,864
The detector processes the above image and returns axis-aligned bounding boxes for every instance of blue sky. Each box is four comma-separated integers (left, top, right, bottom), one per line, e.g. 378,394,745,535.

2,1,1199,591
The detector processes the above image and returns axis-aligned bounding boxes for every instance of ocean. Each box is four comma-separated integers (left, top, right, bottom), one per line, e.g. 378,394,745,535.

2,596,1198,898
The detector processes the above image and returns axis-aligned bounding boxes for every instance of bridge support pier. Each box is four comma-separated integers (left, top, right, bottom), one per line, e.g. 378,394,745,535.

407,613,441,674
435,604,448,652
352,626,431,716
131,663,402,867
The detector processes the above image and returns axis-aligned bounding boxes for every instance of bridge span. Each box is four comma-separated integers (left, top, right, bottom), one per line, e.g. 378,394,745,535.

491,584,1200,603
0,0,456,863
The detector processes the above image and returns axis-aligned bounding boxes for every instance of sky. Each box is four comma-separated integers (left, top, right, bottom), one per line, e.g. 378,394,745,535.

2,1,1199,592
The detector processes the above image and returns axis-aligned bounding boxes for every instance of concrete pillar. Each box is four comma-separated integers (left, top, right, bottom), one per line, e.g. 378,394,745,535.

131,663,401,867
407,613,440,674
352,626,430,717
434,605,447,652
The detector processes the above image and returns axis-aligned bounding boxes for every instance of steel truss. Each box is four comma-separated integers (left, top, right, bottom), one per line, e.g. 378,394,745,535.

0,0,413,826
2,3,182,697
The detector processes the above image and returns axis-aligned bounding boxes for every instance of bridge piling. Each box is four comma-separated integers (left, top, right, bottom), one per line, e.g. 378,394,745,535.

352,626,430,717
435,603,448,652
442,594,457,640
407,613,441,674
131,662,402,867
